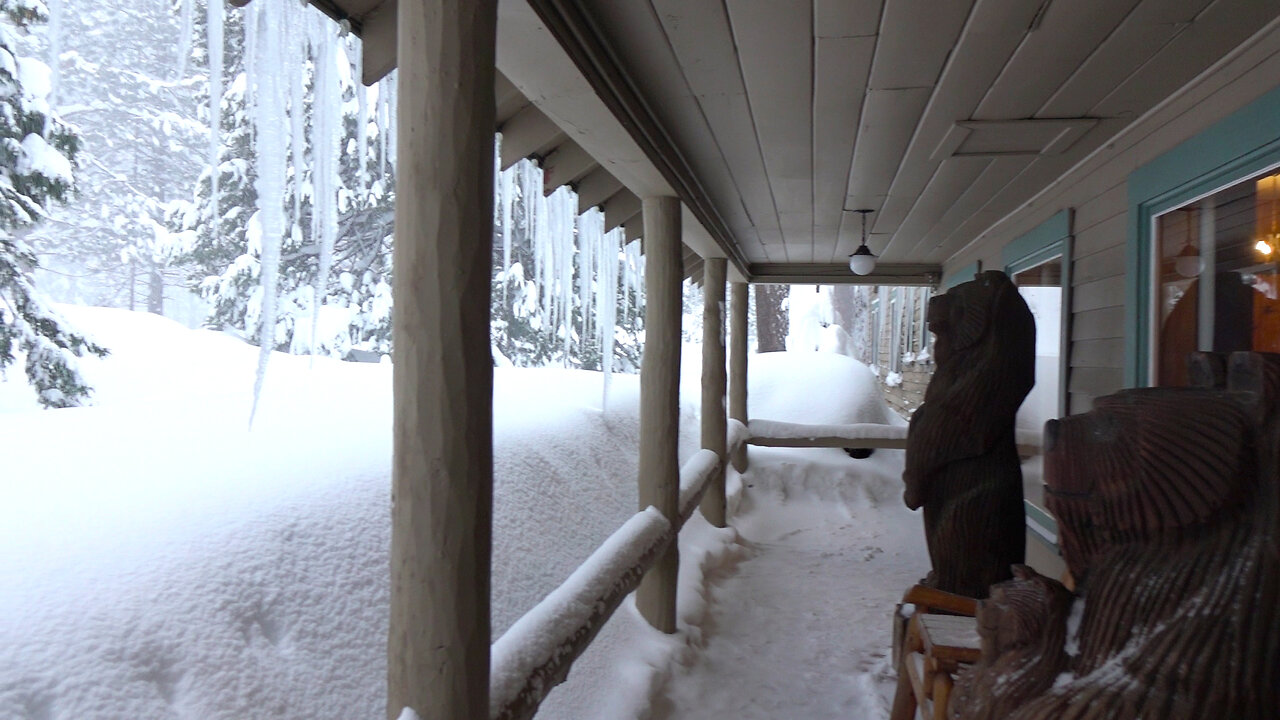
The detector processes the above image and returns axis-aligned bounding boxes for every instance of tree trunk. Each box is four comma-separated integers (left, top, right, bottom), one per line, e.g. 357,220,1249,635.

147,264,164,315
755,284,789,352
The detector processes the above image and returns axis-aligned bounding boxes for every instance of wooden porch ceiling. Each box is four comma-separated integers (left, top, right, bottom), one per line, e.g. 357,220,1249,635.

309,0,1280,284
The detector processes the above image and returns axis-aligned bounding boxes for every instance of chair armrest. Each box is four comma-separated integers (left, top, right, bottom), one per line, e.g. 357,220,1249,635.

901,584,979,616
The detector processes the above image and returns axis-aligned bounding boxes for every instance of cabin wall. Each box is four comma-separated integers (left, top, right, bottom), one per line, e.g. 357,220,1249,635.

945,21,1280,414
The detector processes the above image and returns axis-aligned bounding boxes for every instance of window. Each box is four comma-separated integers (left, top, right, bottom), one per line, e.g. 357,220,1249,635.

1153,168,1280,386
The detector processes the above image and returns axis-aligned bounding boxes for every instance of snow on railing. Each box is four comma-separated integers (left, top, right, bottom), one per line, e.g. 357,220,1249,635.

489,507,670,720
748,418,1044,457
747,418,909,449
677,449,721,524
488,430,745,720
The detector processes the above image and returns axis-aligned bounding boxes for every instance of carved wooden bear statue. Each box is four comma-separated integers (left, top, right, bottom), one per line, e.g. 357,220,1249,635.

903,270,1035,598
949,385,1280,720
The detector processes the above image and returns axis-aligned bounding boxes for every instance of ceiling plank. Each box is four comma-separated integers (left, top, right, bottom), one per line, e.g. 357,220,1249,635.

886,157,991,258
814,0,883,38
867,0,974,90
973,0,1143,120
1037,0,1214,117
874,0,1042,259
845,88,932,213
650,0,781,261
1090,0,1279,118
909,156,1028,260
727,0,814,262
814,35,875,263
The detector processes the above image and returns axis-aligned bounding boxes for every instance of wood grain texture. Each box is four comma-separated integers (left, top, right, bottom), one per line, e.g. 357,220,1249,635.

904,271,1035,598
729,281,749,472
387,1,497,717
950,369,1280,719
636,196,682,633
700,258,727,527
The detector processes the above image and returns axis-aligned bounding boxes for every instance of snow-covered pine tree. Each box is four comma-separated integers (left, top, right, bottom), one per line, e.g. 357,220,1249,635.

172,6,396,357
0,0,107,408
25,0,205,317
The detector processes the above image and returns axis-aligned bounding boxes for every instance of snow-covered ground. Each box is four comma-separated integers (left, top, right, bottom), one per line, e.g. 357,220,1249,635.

0,307,925,720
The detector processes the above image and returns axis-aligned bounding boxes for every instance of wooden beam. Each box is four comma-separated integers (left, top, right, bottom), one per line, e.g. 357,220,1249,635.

575,168,624,214
498,104,564,170
524,0,751,279
359,1,396,86
748,262,942,286
700,258,727,528
495,72,529,125
624,216,642,244
636,196,682,634
388,0,495,718
603,190,641,232
729,281,748,473
540,141,596,195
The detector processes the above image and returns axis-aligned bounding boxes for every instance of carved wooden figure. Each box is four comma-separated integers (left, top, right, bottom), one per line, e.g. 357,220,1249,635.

904,270,1035,598
948,379,1280,720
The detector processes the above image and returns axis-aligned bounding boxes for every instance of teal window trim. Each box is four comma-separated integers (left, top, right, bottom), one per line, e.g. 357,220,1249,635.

939,261,978,292
1125,84,1280,387
1003,210,1071,275
1003,209,1073,418
1024,499,1060,555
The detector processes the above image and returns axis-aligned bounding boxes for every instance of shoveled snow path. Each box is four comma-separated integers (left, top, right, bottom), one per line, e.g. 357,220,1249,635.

657,489,928,720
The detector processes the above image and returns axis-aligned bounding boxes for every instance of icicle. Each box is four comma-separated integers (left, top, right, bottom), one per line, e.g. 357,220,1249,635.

47,0,61,105
493,136,506,300
289,0,307,223
377,76,389,177
577,195,593,344
385,74,397,171
309,14,341,356
174,0,194,81
250,0,288,424
353,41,370,194
207,0,224,243
600,227,621,407
501,154,515,281
244,0,258,114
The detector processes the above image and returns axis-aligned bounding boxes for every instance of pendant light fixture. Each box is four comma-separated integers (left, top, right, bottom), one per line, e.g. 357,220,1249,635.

1174,209,1203,278
848,209,877,275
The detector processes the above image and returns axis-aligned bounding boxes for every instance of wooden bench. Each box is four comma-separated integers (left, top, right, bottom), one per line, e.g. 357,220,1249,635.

890,586,981,720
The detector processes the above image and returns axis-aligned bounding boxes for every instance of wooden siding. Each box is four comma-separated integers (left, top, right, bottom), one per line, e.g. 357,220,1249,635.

946,20,1280,412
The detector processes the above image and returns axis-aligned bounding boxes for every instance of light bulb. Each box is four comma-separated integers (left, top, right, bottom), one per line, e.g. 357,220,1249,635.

1257,239,1274,257
849,250,877,275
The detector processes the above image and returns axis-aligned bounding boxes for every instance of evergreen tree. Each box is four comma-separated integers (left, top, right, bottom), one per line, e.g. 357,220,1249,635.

26,0,205,317
172,7,396,357
0,0,106,408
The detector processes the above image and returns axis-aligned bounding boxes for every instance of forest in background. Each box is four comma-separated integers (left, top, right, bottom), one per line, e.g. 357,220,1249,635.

2,0,878,409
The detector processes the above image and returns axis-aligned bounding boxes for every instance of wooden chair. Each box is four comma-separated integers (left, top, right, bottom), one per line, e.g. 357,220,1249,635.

889,585,981,720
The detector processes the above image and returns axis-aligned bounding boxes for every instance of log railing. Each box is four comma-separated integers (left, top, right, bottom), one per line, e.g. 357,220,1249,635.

489,420,748,720
747,418,1042,458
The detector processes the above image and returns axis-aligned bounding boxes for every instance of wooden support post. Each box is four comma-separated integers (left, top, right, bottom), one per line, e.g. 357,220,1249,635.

636,196,682,633
729,282,748,472
700,258,728,527
388,1,496,719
